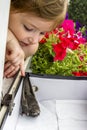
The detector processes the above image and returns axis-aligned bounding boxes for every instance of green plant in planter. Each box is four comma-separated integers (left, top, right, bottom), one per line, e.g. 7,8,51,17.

68,0,87,28
30,19,87,76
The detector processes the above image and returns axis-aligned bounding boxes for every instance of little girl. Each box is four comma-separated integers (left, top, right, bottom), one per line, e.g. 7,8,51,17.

4,0,68,78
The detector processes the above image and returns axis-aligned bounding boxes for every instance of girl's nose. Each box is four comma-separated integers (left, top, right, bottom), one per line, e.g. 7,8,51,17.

28,33,39,45
28,37,33,44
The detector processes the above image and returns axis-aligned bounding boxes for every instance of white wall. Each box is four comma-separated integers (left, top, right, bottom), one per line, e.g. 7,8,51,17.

0,0,11,104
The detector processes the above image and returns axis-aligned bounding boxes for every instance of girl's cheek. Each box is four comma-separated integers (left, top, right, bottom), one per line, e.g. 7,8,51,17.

39,36,44,42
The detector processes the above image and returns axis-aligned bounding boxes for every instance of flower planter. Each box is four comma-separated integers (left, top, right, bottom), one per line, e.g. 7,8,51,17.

1,57,87,130
28,19,87,101
29,73,87,101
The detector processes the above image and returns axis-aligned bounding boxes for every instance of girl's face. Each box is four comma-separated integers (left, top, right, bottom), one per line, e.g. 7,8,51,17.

9,13,55,56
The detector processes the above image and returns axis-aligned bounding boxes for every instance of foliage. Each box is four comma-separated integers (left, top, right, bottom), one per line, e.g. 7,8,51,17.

30,19,87,76
68,0,87,28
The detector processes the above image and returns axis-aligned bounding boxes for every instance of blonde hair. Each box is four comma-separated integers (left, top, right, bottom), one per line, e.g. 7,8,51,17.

11,0,68,28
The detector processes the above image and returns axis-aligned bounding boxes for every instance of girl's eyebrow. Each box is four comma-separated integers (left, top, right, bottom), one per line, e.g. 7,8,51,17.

26,21,52,32
28,22,39,30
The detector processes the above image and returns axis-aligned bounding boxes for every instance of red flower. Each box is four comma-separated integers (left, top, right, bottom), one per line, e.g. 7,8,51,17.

45,32,50,38
52,43,66,61
67,36,79,50
72,72,81,76
53,28,59,34
38,19,87,76
40,32,50,44
72,71,87,76
40,38,47,44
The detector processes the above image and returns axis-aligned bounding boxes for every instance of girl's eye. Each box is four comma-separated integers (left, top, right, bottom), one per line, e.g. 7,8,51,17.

24,25,33,31
40,32,46,35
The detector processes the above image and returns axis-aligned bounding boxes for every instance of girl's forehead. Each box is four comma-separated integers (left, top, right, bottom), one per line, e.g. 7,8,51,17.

22,13,55,32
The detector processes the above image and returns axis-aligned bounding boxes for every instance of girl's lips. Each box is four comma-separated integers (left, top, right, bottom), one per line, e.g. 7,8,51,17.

20,41,29,47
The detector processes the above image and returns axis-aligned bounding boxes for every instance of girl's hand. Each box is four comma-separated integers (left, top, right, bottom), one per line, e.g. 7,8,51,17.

6,41,25,77
5,29,25,77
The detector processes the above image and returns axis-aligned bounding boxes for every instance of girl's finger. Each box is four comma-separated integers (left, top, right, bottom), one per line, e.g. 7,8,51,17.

6,66,20,78
20,62,25,76
4,61,11,70
4,65,15,77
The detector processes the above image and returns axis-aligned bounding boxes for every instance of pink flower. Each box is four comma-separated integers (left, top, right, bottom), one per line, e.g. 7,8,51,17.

62,20,75,35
